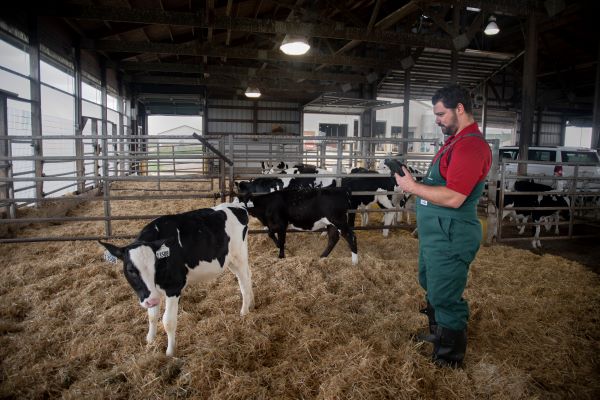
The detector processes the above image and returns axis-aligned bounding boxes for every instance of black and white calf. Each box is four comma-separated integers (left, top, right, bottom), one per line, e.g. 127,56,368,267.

263,162,336,189
261,161,289,173
341,171,399,236
235,177,284,195
376,161,424,226
501,191,570,249
99,202,254,356
500,180,553,234
262,161,319,174
241,187,358,264
236,164,329,196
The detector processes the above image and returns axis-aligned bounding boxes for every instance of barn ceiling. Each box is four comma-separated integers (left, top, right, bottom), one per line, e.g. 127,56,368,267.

6,0,598,118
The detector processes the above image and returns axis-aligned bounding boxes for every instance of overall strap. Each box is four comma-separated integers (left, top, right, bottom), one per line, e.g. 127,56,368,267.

444,133,487,166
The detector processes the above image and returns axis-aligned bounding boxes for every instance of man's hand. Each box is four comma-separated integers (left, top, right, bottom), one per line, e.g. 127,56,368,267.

393,166,416,193
383,158,405,177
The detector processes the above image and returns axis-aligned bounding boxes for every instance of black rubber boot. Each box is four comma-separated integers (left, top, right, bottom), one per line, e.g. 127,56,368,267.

432,326,467,368
414,301,437,343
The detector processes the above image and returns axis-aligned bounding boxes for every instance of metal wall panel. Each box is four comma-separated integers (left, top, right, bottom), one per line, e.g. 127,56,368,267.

207,99,300,135
516,111,564,146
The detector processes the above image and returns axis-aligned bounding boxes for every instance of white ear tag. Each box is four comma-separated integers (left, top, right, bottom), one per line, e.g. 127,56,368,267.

156,244,170,259
104,250,118,264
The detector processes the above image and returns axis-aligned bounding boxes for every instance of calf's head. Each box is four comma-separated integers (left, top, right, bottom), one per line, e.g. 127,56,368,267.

99,239,171,308
235,181,253,197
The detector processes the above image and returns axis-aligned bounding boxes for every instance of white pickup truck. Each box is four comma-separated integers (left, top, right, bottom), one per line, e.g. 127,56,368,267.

498,146,600,191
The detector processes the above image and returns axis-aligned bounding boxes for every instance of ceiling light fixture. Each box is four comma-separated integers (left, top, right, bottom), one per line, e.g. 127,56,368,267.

244,86,261,98
484,15,500,35
279,34,310,56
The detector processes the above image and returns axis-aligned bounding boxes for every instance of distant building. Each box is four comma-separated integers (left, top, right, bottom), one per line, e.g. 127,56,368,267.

147,125,204,175
152,125,201,145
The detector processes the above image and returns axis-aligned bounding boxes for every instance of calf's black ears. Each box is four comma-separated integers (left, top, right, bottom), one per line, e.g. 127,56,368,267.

149,237,172,249
98,240,124,261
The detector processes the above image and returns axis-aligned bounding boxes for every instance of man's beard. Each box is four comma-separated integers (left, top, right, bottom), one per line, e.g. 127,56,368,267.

438,112,459,135
439,124,457,135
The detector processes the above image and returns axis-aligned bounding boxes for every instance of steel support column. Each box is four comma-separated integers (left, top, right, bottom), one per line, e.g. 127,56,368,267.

534,107,542,146
402,69,411,155
74,45,85,192
481,82,488,137
28,16,44,205
100,61,112,237
592,40,600,150
450,5,460,83
0,90,16,218
518,13,537,175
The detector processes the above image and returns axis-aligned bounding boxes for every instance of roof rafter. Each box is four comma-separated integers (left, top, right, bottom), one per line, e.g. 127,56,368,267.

38,3,454,49
129,74,339,93
120,61,369,83
84,40,414,69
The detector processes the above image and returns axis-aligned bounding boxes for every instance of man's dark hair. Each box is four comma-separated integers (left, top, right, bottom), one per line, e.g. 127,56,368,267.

431,84,473,114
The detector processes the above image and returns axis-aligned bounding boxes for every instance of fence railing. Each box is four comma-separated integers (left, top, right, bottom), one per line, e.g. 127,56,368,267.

1,129,599,246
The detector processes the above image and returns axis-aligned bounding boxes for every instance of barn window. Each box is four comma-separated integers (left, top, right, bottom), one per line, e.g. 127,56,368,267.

319,123,347,137
375,121,386,151
391,126,415,152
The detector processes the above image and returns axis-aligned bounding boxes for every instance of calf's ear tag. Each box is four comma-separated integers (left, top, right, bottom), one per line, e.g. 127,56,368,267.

156,244,170,259
104,250,118,264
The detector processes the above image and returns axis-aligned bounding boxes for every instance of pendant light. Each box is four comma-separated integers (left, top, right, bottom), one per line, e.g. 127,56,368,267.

279,34,310,55
484,15,500,35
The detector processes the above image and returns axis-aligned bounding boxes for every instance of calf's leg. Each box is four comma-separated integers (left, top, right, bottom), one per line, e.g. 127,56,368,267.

268,228,289,258
146,303,160,344
359,204,368,226
518,215,528,235
267,230,279,247
339,226,358,265
347,206,358,229
320,224,340,258
382,211,395,237
227,246,255,315
532,224,542,249
163,296,180,356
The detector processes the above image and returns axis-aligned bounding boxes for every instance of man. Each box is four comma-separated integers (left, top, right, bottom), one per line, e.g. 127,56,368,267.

393,84,491,368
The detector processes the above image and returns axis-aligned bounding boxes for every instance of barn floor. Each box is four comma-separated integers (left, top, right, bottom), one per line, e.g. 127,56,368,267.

1,183,599,399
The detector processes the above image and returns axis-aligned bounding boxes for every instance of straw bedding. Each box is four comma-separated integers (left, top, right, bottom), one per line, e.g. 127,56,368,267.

1,182,599,399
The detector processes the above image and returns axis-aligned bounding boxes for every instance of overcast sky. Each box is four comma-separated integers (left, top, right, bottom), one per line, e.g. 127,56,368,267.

147,115,203,135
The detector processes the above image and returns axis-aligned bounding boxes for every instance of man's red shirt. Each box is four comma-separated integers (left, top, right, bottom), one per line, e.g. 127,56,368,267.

432,122,492,196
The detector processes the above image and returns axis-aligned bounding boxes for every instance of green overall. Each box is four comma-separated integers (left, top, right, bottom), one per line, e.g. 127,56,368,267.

416,134,485,331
